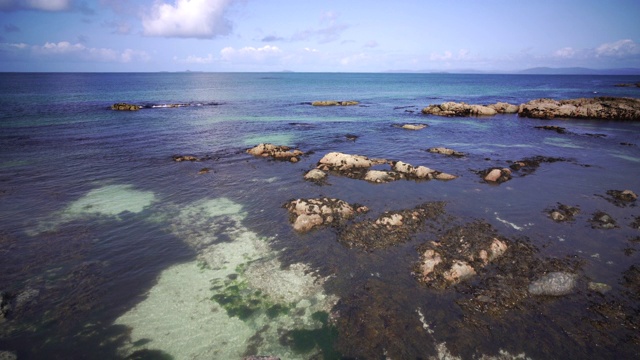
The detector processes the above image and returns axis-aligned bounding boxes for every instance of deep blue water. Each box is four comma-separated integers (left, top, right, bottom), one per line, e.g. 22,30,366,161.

1,73,640,359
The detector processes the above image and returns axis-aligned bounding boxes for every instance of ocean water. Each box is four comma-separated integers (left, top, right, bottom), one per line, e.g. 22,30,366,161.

1,72,640,359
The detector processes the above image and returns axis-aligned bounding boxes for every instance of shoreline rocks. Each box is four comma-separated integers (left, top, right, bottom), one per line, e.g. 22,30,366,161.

427,147,465,157
547,203,580,222
422,102,499,116
284,198,367,233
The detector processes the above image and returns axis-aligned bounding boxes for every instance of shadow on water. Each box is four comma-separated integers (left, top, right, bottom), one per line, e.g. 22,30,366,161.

0,214,194,360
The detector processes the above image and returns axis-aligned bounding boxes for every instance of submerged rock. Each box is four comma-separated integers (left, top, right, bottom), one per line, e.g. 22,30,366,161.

312,100,359,106
246,143,304,162
603,189,638,207
284,198,365,233
589,211,618,229
415,221,509,287
401,124,428,130
111,102,140,111
535,125,567,134
528,272,578,296
173,155,199,162
338,202,445,251
482,168,512,183
546,203,580,222
303,169,327,182
518,97,640,120
588,281,612,294
427,147,465,157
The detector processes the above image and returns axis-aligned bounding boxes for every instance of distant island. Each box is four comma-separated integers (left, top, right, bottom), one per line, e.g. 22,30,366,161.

384,67,640,75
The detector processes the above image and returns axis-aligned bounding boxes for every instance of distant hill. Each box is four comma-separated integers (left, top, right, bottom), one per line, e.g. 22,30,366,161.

518,67,640,75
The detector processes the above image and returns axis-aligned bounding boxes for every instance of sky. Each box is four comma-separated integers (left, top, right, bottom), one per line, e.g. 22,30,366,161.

0,0,639,72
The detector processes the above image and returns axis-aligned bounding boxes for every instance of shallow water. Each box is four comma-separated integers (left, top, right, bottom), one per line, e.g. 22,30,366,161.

1,73,640,359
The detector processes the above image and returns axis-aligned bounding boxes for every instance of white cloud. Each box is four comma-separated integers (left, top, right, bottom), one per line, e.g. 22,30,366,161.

304,47,319,53
183,54,215,64
595,39,640,58
430,50,453,61
553,47,576,58
220,45,282,63
0,0,71,11
142,0,239,39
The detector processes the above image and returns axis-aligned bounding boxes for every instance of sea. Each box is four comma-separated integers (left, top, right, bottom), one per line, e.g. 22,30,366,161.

1,72,640,359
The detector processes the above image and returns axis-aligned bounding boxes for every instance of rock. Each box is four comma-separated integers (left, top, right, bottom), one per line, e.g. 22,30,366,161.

0,351,17,360
588,282,612,294
197,168,210,175
413,166,435,179
303,169,327,181
518,97,640,120
401,124,428,130
547,203,580,222
443,261,477,284
364,170,395,183
392,161,414,174
243,356,281,360
427,147,465,157
345,134,359,141
528,272,578,296
317,152,373,171
483,168,511,183
434,172,457,180
1,291,12,321
285,198,360,233
312,100,359,106
247,143,304,162
488,102,519,114
589,211,618,229
422,102,497,117
415,221,511,288
173,155,199,162
339,202,445,250
535,125,567,134
111,102,140,111
293,214,324,232
605,189,638,206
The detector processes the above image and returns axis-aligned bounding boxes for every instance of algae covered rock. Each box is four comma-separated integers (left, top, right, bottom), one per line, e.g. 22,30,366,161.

111,103,140,111
422,101,497,117
528,272,578,296
518,97,640,120
312,100,359,106
284,198,366,233
427,147,465,157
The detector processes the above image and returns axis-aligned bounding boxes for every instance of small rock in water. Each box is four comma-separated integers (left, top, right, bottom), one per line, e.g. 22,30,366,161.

303,169,327,182
0,351,18,360
589,211,618,229
401,124,428,130
588,281,612,294
547,203,580,222
528,272,577,296
483,168,511,183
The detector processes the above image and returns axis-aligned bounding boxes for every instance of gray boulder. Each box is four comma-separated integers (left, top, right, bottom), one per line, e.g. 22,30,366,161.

528,272,578,296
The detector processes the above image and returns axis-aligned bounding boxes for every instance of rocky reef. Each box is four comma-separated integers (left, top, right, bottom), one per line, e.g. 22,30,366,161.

315,152,457,183
518,97,640,120
311,100,359,106
284,198,368,233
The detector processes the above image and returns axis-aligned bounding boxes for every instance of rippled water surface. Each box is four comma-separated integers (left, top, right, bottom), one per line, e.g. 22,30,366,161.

1,73,640,359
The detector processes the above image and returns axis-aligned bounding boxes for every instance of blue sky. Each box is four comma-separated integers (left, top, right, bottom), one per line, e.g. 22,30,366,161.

1,0,639,72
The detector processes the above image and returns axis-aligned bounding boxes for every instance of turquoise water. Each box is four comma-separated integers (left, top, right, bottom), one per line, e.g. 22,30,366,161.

1,73,640,359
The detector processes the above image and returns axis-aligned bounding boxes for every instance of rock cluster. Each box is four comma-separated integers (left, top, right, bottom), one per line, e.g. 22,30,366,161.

312,100,359,106
415,221,509,288
480,156,569,183
284,198,367,233
246,143,304,162
518,97,640,120
315,152,457,183
338,202,445,251
481,168,512,183
172,155,199,162
111,103,140,111
547,203,580,222
603,189,638,207
589,211,618,229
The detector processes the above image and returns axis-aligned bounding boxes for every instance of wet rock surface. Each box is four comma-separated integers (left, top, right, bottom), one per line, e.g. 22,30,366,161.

535,125,567,134
400,124,428,130
518,97,640,120
284,198,367,233
480,168,512,183
172,155,199,162
247,143,304,162
338,202,446,251
422,101,499,116
589,211,618,229
546,203,580,222
303,169,327,183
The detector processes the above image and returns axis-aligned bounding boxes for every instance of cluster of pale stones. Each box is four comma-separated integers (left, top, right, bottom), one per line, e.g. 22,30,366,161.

305,152,457,183
284,198,369,233
246,143,304,162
